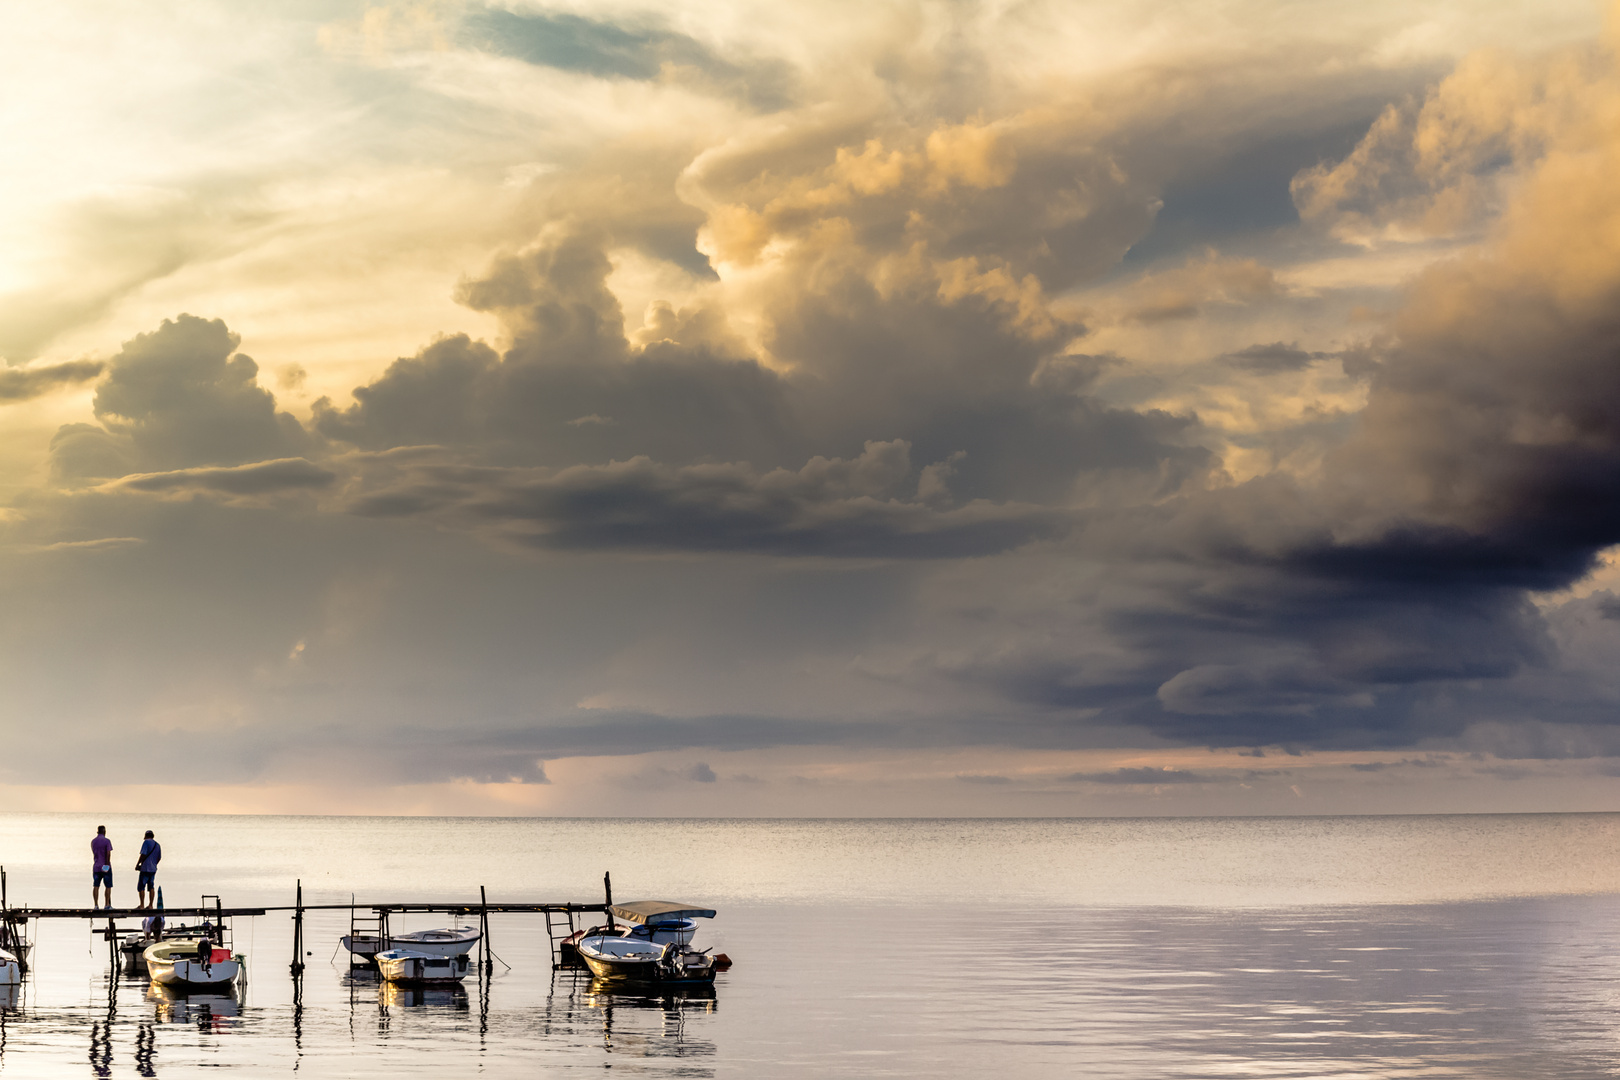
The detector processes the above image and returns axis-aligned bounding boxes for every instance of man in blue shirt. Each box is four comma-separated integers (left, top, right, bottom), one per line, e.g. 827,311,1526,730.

135,831,161,910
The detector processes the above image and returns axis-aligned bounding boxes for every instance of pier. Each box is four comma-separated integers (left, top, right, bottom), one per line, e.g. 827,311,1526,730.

0,869,621,981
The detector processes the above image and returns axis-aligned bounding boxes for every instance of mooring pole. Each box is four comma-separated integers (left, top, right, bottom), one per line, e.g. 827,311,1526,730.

290,879,305,978
603,871,614,929
479,886,491,971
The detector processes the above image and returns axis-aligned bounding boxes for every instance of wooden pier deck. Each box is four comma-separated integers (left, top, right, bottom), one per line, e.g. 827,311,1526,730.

0,872,625,977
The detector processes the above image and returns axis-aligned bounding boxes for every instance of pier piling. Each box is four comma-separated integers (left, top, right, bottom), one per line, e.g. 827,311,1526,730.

479,886,491,971
290,880,305,978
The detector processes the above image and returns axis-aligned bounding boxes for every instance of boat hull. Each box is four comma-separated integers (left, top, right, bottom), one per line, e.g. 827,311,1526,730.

342,928,479,960
144,942,241,991
577,935,716,985
147,956,241,991
376,949,469,985
0,949,18,987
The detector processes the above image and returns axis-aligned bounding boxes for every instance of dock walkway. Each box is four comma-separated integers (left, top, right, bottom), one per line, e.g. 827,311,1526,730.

1,872,622,977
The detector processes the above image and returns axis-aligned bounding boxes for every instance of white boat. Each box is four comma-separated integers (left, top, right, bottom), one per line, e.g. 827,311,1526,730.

144,940,242,992
376,948,470,985
609,900,715,946
341,926,480,960
0,948,19,986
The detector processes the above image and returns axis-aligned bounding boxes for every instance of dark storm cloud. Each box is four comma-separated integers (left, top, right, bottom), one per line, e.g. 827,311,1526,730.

461,5,795,110
0,359,103,401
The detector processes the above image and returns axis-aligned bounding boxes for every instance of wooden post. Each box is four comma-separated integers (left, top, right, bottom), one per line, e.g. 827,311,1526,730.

479,886,490,971
290,880,305,977
603,871,614,929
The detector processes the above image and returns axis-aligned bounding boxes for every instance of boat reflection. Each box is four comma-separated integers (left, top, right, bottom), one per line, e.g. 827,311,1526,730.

378,982,470,1010
583,977,717,1009
0,984,18,1010
146,982,240,1029
577,975,718,1064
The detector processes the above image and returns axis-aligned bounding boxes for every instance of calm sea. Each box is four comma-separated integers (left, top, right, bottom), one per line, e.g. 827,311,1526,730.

1,813,1619,1077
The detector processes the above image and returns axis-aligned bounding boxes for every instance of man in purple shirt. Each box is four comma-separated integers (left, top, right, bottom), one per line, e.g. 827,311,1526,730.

91,825,113,909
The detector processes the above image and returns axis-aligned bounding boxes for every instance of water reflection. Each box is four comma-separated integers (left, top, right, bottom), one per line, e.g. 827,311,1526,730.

577,974,719,1068
134,1022,156,1077
8,860,1620,1078
377,983,470,1010
89,1018,112,1076
146,983,240,1029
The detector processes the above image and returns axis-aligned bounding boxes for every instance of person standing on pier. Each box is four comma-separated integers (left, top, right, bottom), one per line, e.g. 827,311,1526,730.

91,825,113,909
135,830,161,910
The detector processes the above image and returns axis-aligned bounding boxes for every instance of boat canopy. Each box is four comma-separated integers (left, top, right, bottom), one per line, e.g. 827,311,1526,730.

608,900,717,923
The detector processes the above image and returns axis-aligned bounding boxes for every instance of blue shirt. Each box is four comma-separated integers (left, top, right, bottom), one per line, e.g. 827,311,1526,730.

138,839,161,873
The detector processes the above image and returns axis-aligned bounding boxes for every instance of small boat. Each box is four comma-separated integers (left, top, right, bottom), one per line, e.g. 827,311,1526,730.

0,948,19,986
560,900,726,972
609,901,715,946
375,948,470,985
341,926,479,961
576,934,717,984
121,922,211,974
144,940,242,992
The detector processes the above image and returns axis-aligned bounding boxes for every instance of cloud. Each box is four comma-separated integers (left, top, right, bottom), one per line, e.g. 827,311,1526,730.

1064,767,1212,784
8,0,1620,807
461,5,796,110
0,359,103,401
346,440,1062,557
53,315,309,481
1122,252,1282,323
1218,341,1326,373
107,458,337,498
1291,47,1598,245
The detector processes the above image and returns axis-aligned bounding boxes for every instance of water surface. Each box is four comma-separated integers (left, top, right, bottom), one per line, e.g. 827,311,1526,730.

1,813,1618,1077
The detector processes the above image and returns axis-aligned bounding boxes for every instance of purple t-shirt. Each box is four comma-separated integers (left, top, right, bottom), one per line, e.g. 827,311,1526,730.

91,835,111,871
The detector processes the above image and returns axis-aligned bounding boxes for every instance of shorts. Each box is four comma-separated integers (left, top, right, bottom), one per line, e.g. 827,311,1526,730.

93,868,112,887
138,871,155,889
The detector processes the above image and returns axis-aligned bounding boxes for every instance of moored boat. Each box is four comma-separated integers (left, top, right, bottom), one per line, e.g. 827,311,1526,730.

376,948,470,985
144,940,242,992
0,948,19,986
576,933,717,984
609,901,715,946
341,926,479,961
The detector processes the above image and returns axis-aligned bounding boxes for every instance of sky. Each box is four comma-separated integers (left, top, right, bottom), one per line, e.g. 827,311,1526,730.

4,0,1620,816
